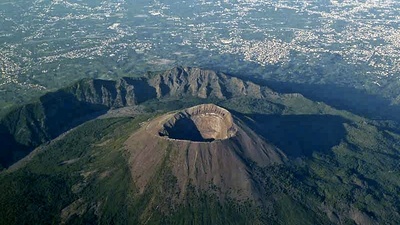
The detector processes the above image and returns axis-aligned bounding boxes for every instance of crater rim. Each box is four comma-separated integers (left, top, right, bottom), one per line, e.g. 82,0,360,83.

158,104,237,142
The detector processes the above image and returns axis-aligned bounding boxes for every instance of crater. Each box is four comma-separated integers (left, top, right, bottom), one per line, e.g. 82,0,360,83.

159,104,237,142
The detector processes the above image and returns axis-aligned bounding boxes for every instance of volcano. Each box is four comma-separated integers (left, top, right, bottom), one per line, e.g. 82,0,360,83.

125,104,286,201
1,67,396,224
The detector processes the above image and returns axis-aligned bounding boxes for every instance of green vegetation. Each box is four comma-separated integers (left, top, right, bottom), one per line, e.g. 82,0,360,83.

142,97,221,113
0,113,265,225
220,97,285,115
0,88,108,168
0,81,400,224
0,116,146,224
164,191,261,225
221,97,400,224
0,102,14,118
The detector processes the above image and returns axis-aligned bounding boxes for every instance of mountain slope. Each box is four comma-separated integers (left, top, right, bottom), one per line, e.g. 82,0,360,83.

126,104,285,202
0,66,283,168
0,111,269,225
0,67,400,225
2,96,399,224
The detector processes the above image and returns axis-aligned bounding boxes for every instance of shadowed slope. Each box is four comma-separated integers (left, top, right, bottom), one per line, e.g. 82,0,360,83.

242,114,349,157
0,66,276,169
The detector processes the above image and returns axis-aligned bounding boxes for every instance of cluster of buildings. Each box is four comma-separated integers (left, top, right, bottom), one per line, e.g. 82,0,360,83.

1,0,400,98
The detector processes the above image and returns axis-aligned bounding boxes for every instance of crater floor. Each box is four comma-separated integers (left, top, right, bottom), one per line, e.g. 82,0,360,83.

158,104,237,142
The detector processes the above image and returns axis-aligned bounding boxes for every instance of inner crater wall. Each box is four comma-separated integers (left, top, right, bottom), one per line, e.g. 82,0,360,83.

159,104,237,142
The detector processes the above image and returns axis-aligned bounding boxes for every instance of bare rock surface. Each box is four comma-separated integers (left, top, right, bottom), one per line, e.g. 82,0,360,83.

125,104,286,202
159,104,237,142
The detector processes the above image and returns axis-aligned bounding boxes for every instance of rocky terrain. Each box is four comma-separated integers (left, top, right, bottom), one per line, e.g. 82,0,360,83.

0,66,284,169
126,104,285,202
0,67,400,225
70,66,275,107
158,104,237,142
